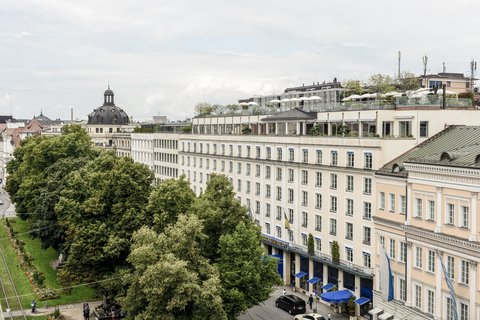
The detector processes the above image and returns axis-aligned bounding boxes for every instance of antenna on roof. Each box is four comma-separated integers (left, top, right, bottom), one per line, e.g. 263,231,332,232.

470,59,477,91
422,55,428,76
442,62,446,73
397,51,401,78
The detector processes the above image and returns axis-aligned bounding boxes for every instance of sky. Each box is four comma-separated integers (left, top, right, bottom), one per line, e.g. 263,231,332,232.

1,0,480,122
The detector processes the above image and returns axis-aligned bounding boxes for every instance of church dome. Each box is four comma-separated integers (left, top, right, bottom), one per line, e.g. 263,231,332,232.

87,87,130,125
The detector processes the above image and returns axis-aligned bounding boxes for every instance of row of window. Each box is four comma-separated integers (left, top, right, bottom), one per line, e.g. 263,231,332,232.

182,142,373,169
154,139,178,149
154,152,178,164
415,198,471,228
378,192,406,214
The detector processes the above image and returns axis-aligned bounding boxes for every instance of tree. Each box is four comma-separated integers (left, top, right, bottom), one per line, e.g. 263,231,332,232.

331,241,340,262
191,174,248,261
56,151,153,284
218,221,281,319
146,176,196,232
308,233,315,256
225,104,240,114
194,102,216,116
368,74,395,93
121,215,227,320
342,80,363,95
396,71,420,91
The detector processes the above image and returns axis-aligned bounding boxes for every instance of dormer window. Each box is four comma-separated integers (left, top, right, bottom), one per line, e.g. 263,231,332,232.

475,154,480,166
392,163,405,173
440,152,456,161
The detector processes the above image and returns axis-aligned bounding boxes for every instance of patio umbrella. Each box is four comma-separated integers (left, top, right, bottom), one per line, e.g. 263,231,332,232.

289,97,301,102
280,98,291,102
299,96,310,101
238,102,249,106
385,91,400,97
269,99,281,103
436,89,457,95
308,96,322,100
348,94,362,100
248,101,259,106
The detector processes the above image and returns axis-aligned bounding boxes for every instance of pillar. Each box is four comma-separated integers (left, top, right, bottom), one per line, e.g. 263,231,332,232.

470,192,477,241
308,258,314,293
283,250,291,286
323,264,328,288
355,276,361,298
435,187,443,233
435,251,442,319
405,241,413,307
469,261,477,320
295,253,301,288
338,270,344,290
405,183,412,225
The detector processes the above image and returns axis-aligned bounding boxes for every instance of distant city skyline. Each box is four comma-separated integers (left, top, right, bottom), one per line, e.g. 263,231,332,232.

1,0,480,121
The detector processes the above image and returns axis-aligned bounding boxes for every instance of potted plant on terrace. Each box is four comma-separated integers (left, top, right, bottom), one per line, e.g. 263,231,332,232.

308,233,315,256
331,241,340,263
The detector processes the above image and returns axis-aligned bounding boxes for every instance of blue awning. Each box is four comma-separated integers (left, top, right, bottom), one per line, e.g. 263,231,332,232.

322,283,335,291
294,271,308,278
321,289,353,303
307,277,321,284
354,297,370,305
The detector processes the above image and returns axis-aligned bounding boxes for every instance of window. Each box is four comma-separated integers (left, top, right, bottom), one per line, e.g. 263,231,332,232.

289,148,295,162
277,147,283,161
301,191,308,206
265,222,271,235
416,198,423,218
460,302,468,320
265,185,271,198
246,146,251,157
228,161,233,173
266,147,271,159
400,195,406,214
237,162,241,174
315,172,322,187
345,223,353,240
315,238,321,251
246,163,250,176
302,149,308,163
427,200,435,220
399,121,412,137
427,290,435,314
237,145,242,157
363,178,372,195
255,182,260,196
288,230,294,243
461,260,469,285
419,121,429,138
346,175,354,192
246,181,250,194
288,168,294,183
461,206,469,228
330,151,338,166
276,187,282,201
447,256,455,280
288,188,294,203
256,146,261,159
300,233,308,246
447,203,455,224
382,121,393,137
255,164,260,177
389,239,396,259
276,167,282,181
237,179,242,192
415,284,422,309
363,202,372,220
276,226,282,239
302,211,308,227
379,236,385,250
364,152,373,169
265,166,271,179
330,173,337,190
399,279,406,301
255,201,260,214
379,192,385,210
400,242,407,263
427,250,435,272
329,218,337,235
315,215,322,231
415,247,423,268
315,193,322,209
363,227,371,245
446,297,454,320
330,196,337,213
288,209,294,224
276,206,282,220
345,247,353,262
347,151,355,167
316,150,322,164
221,160,225,172
265,204,270,217
301,170,308,185
229,144,233,156
346,198,354,216
363,252,371,268
389,193,396,212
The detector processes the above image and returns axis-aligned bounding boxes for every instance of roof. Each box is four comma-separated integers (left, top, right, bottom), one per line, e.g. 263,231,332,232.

377,125,480,177
88,88,130,125
261,108,316,122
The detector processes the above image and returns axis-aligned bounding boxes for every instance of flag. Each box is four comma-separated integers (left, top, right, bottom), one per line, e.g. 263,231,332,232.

380,247,394,302
439,255,458,320
283,209,291,230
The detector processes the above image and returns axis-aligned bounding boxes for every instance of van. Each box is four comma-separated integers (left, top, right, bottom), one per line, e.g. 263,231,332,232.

275,294,306,315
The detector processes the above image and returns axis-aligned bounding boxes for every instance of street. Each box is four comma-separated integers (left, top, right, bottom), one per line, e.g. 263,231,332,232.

0,186,15,218
238,286,348,320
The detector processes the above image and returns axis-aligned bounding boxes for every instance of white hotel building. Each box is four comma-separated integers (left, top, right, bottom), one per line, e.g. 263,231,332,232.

125,81,479,317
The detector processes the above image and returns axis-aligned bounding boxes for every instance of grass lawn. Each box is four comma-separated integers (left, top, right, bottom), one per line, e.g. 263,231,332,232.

6,218,98,309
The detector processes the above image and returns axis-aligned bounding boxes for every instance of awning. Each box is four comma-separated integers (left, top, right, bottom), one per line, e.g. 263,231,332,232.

379,312,393,320
320,289,353,303
294,271,308,278
322,283,335,291
354,297,370,305
307,277,321,284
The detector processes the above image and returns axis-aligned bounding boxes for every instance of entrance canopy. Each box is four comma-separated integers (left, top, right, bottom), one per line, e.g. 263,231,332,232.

322,283,335,291
320,290,353,303
307,277,321,284
294,271,308,278
354,297,370,305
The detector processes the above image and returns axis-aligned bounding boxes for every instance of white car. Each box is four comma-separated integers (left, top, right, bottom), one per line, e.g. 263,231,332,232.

294,313,326,320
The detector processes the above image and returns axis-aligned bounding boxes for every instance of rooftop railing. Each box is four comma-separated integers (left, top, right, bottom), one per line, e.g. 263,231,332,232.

396,96,473,108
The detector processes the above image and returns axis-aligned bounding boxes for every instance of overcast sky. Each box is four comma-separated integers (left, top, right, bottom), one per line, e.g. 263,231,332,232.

1,0,479,121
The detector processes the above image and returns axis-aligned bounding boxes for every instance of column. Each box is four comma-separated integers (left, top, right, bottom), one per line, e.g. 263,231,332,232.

296,122,301,135
435,251,442,319
275,122,278,135
435,187,443,233
470,192,477,241
469,261,477,320
338,270,344,290
323,264,328,289
308,258,314,293
295,254,301,288
283,250,291,286
405,183,412,225
405,241,413,307
355,276,361,298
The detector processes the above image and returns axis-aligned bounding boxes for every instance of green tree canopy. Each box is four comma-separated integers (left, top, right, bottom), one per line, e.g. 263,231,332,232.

218,221,281,319
368,74,395,93
342,80,364,95
121,215,227,320
194,102,216,116
396,71,420,91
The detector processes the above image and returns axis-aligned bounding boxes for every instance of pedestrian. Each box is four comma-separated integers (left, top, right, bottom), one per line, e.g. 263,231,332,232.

327,312,331,320
282,288,286,295
308,294,313,309
83,302,90,320
31,300,36,313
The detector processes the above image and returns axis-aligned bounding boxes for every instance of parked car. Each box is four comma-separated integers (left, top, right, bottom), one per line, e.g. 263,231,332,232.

294,313,326,320
275,294,306,315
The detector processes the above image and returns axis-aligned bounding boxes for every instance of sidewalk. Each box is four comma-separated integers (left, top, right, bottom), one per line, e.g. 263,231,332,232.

9,300,102,319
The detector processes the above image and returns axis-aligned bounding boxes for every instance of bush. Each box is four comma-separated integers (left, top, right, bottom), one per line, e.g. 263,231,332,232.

331,241,340,261
307,233,315,256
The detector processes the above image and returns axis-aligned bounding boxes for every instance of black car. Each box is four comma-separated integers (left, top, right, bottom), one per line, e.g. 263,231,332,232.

275,294,306,315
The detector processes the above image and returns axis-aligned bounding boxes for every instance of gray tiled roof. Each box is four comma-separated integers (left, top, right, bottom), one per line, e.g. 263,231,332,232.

261,108,317,122
376,125,480,177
